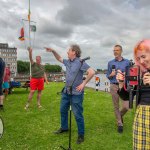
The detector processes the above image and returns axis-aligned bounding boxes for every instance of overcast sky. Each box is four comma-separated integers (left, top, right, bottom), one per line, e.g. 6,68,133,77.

1,0,150,70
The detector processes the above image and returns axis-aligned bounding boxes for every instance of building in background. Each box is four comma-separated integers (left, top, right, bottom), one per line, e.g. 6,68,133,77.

0,43,17,76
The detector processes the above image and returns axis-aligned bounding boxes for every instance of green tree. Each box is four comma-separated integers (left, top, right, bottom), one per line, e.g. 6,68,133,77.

45,64,62,73
17,60,30,73
17,61,62,74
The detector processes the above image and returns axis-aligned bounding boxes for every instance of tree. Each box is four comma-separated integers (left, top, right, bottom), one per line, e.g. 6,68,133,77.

97,69,102,72
45,64,62,73
17,60,62,74
17,60,30,73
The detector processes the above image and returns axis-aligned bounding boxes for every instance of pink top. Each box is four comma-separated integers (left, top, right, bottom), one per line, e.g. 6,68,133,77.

3,67,11,82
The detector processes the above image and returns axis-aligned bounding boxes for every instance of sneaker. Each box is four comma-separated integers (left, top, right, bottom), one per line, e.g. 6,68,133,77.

53,128,68,134
38,105,42,109
76,135,84,144
118,126,123,133
24,104,29,110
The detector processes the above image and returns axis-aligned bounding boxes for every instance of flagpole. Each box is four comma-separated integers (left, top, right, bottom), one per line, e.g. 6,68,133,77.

28,0,31,78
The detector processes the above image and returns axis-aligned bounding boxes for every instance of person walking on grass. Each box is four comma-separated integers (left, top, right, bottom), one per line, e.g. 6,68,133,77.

24,47,49,110
117,39,150,149
106,44,130,133
45,44,95,144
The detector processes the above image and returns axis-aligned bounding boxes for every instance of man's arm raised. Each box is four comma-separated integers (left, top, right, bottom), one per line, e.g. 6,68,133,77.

45,47,63,63
27,47,34,64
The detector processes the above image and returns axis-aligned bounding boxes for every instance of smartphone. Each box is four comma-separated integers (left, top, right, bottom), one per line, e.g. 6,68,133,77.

129,66,139,86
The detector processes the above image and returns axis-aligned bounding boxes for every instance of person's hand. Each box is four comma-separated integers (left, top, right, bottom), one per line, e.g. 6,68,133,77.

76,82,85,92
46,81,49,85
116,70,125,89
27,47,32,53
45,47,54,52
116,70,125,82
109,71,116,77
143,72,150,85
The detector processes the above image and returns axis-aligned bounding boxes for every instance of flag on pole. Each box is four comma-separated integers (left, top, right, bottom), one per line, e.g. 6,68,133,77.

30,25,36,32
28,10,31,21
28,14,30,21
18,27,25,41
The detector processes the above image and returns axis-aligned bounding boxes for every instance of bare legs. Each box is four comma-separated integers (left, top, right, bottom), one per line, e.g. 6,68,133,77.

0,95,4,110
37,90,42,108
25,90,42,109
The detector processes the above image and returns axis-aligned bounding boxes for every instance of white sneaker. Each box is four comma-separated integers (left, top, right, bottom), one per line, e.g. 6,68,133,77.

38,105,42,109
24,104,29,110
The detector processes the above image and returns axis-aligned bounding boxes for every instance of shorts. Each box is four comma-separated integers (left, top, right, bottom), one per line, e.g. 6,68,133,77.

30,78,44,91
3,82,10,89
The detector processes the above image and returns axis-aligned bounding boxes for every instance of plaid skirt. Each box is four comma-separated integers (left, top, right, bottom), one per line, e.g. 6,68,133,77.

133,105,150,150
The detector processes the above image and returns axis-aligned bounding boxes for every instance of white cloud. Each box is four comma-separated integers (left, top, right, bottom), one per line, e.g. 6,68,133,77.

0,0,150,70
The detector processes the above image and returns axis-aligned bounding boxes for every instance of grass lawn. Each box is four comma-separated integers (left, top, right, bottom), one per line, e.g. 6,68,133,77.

0,82,135,150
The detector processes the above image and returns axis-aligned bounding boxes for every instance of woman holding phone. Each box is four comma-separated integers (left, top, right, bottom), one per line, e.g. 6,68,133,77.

117,39,150,150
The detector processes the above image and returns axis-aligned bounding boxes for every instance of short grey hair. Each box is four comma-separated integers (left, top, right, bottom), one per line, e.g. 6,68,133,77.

70,44,81,57
114,44,122,51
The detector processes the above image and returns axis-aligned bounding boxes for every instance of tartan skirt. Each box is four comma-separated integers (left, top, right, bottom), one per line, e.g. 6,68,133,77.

133,105,150,150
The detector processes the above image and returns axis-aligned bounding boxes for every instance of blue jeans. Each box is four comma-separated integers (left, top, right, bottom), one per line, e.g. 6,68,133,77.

60,92,84,135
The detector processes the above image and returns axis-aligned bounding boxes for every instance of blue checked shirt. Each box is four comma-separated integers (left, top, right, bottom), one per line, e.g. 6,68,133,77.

63,57,90,95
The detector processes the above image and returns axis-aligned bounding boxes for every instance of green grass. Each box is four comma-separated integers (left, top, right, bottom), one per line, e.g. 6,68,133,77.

0,82,135,150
